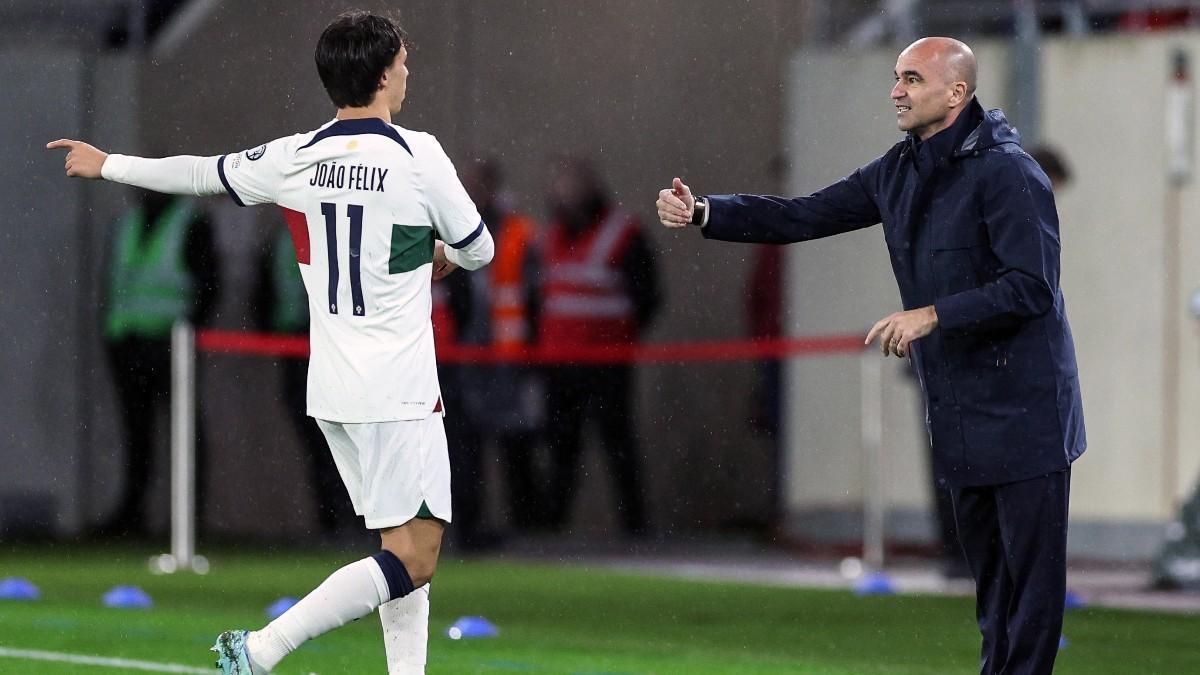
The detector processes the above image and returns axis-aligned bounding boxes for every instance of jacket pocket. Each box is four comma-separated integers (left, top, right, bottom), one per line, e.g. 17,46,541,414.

932,245,986,296
944,331,1011,370
931,223,990,296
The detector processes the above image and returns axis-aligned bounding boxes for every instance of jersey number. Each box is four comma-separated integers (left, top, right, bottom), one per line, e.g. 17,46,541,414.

320,202,366,316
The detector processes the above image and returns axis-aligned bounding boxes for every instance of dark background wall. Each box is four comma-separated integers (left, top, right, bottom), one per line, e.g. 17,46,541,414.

1,29,137,535
3,0,817,539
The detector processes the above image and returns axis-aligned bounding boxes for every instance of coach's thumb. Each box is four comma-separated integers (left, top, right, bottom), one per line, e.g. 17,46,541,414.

672,177,691,197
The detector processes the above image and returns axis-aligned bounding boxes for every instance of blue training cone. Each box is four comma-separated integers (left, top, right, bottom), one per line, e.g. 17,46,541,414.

446,616,499,640
0,577,40,601
102,585,153,609
1059,635,1069,650
854,571,897,596
1064,589,1087,610
266,597,298,619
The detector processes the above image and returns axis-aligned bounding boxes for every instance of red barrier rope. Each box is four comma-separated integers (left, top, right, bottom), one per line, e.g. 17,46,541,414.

196,329,867,364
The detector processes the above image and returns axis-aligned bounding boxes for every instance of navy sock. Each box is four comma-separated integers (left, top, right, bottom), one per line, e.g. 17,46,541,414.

372,550,416,600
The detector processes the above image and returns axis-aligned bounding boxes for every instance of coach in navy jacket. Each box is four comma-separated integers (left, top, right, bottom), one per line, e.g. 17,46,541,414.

657,38,1083,675
702,94,1084,492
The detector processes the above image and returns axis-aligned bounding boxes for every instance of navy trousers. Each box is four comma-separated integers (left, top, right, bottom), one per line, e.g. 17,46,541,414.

951,469,1071,675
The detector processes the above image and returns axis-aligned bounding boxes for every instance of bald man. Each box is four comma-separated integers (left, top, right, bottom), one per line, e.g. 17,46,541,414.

657,37,1084,675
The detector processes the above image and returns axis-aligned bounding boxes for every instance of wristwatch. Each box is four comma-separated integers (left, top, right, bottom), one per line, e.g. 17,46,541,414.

690,196,708,226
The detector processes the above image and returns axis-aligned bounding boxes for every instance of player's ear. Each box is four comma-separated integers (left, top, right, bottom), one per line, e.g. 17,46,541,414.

378,70,388,91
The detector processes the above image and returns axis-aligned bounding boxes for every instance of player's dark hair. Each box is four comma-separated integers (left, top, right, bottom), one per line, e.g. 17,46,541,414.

315,11,407,109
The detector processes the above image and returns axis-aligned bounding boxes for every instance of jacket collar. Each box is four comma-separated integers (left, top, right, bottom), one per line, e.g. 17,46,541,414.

956,101,1022,156
903,98,1022,165
907,97,981,163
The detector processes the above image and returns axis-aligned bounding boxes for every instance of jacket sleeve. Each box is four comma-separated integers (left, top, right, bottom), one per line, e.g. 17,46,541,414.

702,160,882,244
933,151,1060,335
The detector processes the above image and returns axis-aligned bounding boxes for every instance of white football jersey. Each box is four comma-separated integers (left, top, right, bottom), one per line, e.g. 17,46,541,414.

218,118,492,422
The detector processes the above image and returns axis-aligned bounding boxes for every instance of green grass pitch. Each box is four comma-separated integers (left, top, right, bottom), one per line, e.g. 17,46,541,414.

1,546,1197,674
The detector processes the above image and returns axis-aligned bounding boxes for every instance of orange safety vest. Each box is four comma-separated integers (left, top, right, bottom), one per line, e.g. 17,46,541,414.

540,209,639,346
431,213,536,349
489,214,536,351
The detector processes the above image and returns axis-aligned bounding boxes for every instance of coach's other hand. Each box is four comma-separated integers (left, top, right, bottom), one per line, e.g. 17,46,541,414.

657,177,695,228
46,139,108,179
865,306,938,358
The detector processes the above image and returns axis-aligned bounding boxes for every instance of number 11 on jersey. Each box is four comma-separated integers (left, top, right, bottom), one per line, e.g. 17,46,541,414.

320,202,366,316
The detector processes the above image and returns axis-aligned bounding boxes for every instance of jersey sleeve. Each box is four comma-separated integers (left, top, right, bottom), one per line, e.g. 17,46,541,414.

443,223,494,270
216,136,293,207
421,137,487,247
101,154,225,196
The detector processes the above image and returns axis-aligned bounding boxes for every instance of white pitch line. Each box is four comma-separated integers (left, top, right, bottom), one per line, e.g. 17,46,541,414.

0,646,212,674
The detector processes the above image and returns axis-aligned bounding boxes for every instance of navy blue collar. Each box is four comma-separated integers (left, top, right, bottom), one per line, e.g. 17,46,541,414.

902,99,979,177
907,97,981,170
299,117,412,155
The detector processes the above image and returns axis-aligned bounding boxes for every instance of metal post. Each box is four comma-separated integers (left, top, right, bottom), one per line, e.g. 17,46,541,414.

127,0,147,49
1163,49,1193,516
890,0,919,48
1010,0,1043,146
860,353,885,572
1062,1,1089,36
150,321,207,574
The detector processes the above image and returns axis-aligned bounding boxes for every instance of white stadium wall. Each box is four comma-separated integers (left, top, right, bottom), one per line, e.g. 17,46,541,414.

782,35,1200,559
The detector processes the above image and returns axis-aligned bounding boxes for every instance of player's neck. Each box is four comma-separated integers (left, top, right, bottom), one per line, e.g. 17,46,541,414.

335,102,392,124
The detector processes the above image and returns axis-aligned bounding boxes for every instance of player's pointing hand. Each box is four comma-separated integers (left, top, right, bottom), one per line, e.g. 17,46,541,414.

46,139,108,179
657,177,695,228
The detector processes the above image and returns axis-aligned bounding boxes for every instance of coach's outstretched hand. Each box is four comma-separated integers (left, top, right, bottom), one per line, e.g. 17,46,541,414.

432,240,459,280
657,177,695,228
46,139,108,179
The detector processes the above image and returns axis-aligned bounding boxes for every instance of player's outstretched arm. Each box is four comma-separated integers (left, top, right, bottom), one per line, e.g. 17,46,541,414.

47,138,227,196
46,139,107,179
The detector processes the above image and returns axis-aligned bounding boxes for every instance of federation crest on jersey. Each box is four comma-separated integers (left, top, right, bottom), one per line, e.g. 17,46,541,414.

246,144,267,161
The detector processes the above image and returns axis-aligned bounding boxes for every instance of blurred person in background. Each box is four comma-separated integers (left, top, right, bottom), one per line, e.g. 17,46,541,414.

253,223,355,540
436,157,544,550
659,37,1084,675
746,153,790,532
541,156,660,537
1028,145,1073,191
746,246,783,500
97,188,218,538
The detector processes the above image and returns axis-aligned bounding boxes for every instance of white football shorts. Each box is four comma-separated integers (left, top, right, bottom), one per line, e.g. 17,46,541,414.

316,414,452,529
